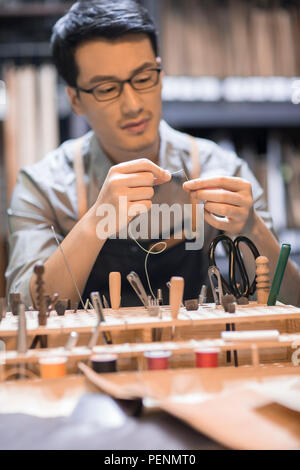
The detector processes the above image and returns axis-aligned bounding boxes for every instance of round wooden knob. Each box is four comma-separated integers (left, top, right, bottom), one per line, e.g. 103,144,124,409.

255,256,270,304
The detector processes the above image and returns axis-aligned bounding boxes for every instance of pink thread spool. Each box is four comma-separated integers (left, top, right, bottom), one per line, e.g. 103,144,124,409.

195,348,219,368
144,351,171,370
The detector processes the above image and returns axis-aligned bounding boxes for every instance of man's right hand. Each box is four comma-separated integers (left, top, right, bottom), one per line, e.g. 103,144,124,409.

93,158,171,238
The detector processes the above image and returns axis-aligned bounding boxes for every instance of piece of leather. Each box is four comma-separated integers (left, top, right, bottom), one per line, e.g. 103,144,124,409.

0,393,224,450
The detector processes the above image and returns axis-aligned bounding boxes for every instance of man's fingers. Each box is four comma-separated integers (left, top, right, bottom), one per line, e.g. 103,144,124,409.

127,186,154,201
128,200,152,216
186,188,243,206
204,202,243,219
125,172,155,188
183,176,249,192
113,158,171,184
204,209,231,231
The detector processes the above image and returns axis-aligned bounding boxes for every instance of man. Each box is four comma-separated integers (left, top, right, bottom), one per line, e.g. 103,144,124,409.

5,0,300,308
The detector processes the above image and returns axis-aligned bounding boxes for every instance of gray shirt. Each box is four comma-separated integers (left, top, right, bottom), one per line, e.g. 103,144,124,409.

6,120,273,307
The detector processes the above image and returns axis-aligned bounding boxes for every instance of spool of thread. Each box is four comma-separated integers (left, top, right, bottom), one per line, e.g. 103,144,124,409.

144,351,171,370
91,354,118,373
195,348,219,368
39,357,67,379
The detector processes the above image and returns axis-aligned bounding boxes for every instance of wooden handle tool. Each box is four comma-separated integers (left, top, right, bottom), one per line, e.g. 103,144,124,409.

170,276,184,320
109,272,121,310
255,256,270,304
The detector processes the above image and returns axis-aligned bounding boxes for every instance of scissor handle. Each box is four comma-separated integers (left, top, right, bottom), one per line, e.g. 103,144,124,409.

208,235,260,298
208,235,236,296
234,236,260,296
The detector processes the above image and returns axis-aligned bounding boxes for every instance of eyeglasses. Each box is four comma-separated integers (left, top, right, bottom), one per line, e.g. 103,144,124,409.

75,67,162,102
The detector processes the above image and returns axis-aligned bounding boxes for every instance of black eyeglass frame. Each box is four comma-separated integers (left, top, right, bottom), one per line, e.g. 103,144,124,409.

75,67,162,102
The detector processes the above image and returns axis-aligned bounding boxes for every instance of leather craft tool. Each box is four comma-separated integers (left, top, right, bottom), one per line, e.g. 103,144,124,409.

102,295,110,309
209,234,260,367
170,276,184,339
199,285,207,304
109,271,121,310
89,291,112,346
208,234,260,298
127,271,149,308
9,293,21,316
255,256,271,304
17,303,27,354
208,266,223,305
64,331,79,351
267,244,291,306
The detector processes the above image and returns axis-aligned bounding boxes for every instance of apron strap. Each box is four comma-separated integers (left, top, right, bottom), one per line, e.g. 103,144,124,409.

74,137,88,219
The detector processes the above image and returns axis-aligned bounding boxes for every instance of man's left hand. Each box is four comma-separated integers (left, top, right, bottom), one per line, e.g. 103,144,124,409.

183,176,254,234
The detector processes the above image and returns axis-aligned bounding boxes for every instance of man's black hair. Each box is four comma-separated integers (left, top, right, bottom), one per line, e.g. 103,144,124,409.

51,0,159,87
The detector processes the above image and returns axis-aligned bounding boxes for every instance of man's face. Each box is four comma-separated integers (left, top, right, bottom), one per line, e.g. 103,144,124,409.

68,34,162,163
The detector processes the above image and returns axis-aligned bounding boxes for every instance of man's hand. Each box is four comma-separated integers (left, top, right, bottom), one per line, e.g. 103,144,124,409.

94,158,171,236
183,176,254,234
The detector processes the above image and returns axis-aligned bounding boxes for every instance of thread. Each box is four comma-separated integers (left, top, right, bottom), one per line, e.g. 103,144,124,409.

128,169,189,299
144,351,171,370
51,225,87,311
195,348,219,368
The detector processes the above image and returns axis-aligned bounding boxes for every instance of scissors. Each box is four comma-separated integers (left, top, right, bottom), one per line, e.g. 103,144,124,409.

208,234,260,299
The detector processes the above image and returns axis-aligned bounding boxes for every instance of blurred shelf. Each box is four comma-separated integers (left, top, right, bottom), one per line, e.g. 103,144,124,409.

0,3,71,17
162,101,300,128
0,42,51,59
161,76,300,127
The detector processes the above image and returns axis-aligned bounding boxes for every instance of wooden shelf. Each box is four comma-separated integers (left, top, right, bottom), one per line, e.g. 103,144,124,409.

162,101,300,128
0,3,72,17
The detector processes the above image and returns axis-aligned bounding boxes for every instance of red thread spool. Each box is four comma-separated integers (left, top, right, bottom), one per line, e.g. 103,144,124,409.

91,354,118,373
195,348,219,368
144,351,171,370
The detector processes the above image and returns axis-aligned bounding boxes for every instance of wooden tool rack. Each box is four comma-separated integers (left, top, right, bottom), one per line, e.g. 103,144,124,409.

0,301,299,379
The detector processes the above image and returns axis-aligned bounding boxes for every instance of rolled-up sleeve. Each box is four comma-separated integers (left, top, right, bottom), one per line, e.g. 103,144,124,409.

233,157,275,236
5,169,63,308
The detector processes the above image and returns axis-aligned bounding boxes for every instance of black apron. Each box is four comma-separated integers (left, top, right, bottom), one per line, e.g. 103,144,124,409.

82,237,209,307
